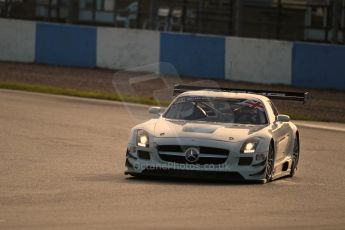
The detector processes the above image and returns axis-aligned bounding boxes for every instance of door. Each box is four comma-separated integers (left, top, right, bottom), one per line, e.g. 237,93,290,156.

268,101,290,162
272,122,290,162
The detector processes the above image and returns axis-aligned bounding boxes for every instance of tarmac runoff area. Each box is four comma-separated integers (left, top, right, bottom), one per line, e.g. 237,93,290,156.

0,89,344,230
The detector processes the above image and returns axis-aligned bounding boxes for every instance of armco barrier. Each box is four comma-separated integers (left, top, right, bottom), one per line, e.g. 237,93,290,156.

292,42,345,90
160,32,225,79
0,19,35,62
36,23,96,67
225,37,293,85
97,27,160,70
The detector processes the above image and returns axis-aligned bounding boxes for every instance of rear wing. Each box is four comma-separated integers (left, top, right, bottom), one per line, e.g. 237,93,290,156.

173,84,308,103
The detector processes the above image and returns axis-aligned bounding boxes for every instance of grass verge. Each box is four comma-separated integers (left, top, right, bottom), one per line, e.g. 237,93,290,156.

0,81,314,121
0,81,170,106
282,113,314,121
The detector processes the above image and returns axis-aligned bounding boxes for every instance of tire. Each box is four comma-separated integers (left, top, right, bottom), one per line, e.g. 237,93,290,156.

265,143,275,182
290,136,300,177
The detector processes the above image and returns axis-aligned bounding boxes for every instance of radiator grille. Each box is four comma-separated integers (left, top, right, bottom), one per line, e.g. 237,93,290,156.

157,145,229,165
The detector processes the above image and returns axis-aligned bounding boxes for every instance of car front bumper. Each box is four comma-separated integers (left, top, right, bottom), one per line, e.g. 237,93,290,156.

125,139,268,183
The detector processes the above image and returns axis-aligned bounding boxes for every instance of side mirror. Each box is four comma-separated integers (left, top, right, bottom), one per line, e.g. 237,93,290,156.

148,106,162,115
276,114,290,122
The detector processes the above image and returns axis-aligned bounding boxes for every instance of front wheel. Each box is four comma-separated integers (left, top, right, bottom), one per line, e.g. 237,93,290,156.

290,137,300,177
265,143,275,182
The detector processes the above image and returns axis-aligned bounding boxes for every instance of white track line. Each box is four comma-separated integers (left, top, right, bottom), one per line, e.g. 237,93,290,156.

294,122,345,133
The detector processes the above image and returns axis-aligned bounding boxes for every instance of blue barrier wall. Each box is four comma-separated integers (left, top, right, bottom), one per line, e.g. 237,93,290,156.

2,19,345,90
36,23,96,67
292,42,345,90
160,33,225,79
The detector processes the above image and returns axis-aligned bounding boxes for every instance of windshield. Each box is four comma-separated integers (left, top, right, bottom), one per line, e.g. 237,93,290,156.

164,96,268,125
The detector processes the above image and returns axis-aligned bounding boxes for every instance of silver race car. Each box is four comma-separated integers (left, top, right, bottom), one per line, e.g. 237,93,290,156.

125,85,308,183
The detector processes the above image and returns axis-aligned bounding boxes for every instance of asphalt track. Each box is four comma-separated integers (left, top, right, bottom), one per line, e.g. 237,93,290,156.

0,89,344,230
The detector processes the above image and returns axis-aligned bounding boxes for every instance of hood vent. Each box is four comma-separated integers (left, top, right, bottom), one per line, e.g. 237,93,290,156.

182,125,218,134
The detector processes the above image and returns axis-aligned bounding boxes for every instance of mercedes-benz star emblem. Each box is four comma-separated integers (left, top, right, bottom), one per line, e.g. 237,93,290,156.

185,147,200,163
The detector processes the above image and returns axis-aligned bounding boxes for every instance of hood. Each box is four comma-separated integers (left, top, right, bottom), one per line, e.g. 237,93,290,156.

154,118,266,142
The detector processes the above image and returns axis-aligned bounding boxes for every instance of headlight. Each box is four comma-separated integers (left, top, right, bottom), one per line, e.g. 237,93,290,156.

137,129,149,148
241,139,259,154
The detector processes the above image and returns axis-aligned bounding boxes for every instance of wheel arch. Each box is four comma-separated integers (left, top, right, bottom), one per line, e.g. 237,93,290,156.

268,138,277,162
295,131,300,152
270,138,276,154
296,131,300,143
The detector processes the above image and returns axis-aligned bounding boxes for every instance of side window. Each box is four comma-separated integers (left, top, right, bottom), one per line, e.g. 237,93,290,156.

269,101,279,117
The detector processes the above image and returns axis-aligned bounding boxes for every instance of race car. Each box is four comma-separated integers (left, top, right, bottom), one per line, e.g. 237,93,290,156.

124,85,308,183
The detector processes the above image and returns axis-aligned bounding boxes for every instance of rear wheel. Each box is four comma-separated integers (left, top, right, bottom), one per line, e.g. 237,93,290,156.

290,137,300,177
265,143,275,182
